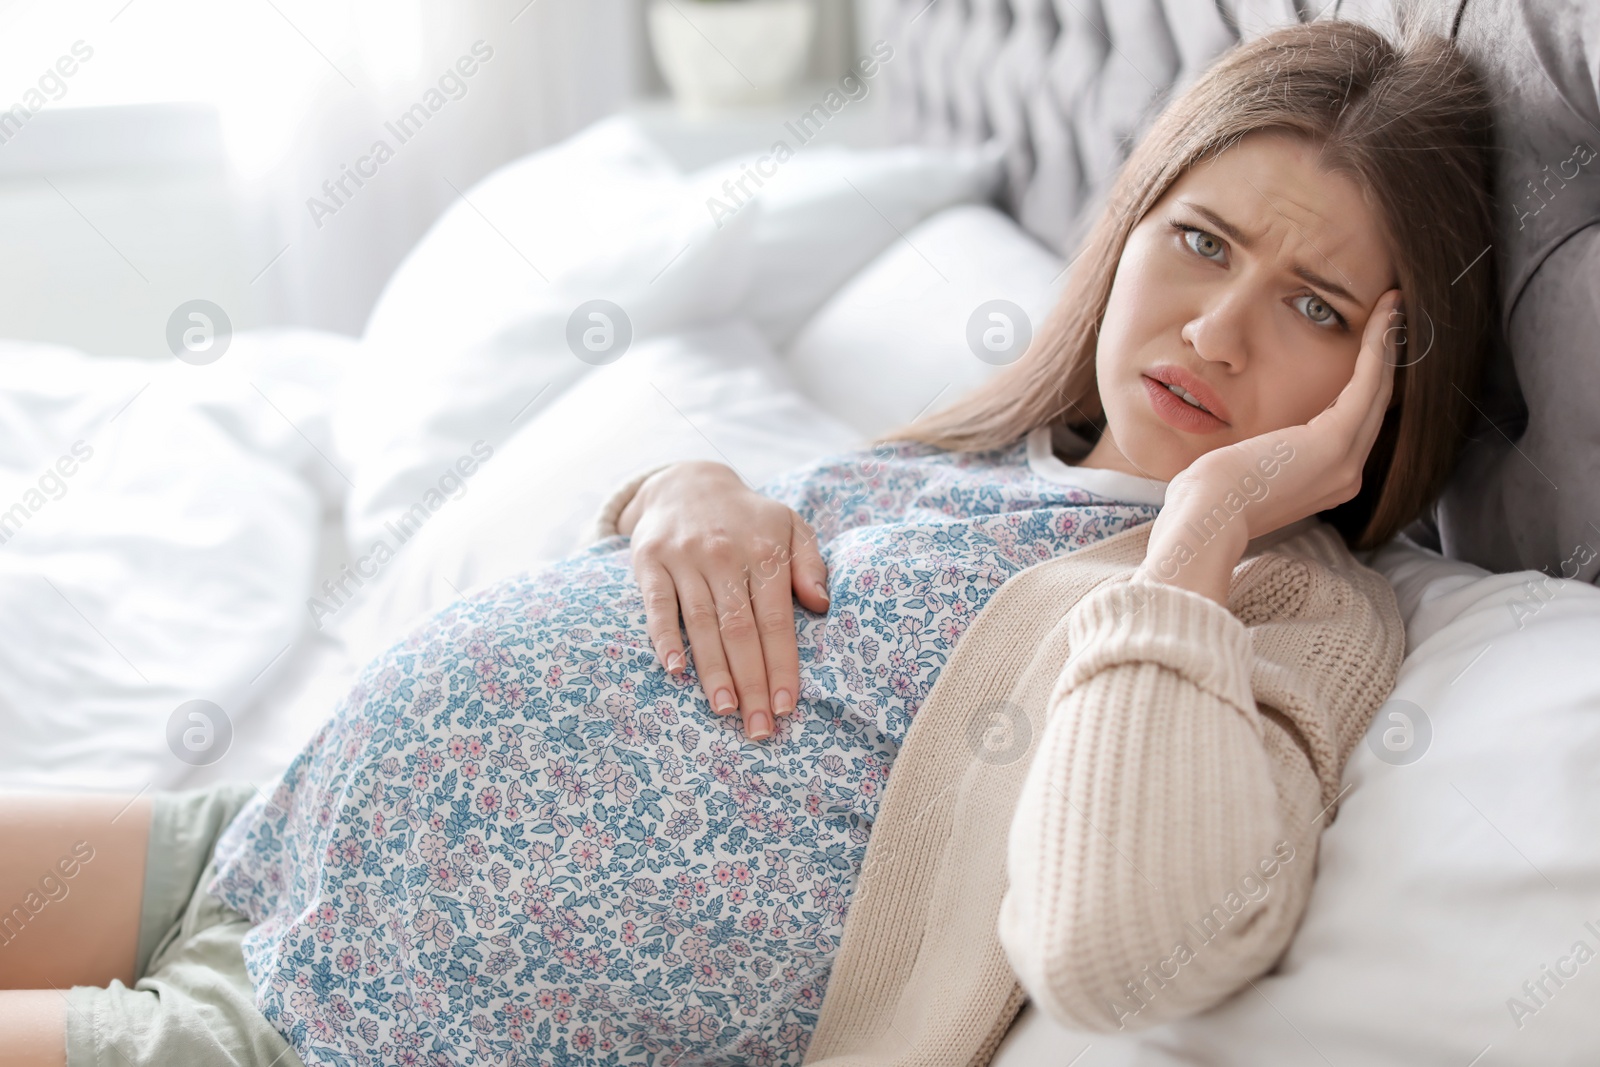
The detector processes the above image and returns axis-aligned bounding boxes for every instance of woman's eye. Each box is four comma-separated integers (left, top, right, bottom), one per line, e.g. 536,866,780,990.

1292,293,1344,330
1180,226,1226,261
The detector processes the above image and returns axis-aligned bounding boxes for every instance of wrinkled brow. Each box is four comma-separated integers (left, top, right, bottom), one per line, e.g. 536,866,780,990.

1178,199,1363,310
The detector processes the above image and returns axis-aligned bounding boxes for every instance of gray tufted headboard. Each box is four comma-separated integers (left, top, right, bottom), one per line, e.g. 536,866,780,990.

864,0,1600,585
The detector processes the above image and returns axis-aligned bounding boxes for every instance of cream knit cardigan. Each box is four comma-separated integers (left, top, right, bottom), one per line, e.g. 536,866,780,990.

589,472,1407,1067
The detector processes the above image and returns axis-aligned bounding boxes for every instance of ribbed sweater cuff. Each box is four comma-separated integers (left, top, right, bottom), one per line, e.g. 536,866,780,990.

1056,575,1257,723
578,464,671,545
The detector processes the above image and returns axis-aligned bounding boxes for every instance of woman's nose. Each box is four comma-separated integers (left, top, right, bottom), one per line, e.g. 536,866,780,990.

1180,287,1252,369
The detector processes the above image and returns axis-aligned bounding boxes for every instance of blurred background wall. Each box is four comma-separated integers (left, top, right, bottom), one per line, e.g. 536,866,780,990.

0,0,863,355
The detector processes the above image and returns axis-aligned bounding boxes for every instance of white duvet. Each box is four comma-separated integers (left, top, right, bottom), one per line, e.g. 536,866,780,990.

3,113,1597,1063
0,332,352,792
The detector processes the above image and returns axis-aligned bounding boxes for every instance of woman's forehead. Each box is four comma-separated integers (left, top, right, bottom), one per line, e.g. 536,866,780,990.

1158,132,1396,308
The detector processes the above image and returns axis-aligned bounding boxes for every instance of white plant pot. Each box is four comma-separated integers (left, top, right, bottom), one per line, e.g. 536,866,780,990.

648,0,817,112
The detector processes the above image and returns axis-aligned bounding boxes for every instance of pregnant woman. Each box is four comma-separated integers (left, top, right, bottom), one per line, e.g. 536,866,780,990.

1,19,1496,1067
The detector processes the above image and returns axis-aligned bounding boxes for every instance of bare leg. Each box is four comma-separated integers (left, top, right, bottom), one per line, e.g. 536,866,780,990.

0,990,64,1067
0,793,152,990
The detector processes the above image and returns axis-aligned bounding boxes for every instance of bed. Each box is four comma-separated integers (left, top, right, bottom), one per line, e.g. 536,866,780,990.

4,0,1599,1062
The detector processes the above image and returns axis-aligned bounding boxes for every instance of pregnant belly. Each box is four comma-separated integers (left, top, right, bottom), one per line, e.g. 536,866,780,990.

214,549,891,1066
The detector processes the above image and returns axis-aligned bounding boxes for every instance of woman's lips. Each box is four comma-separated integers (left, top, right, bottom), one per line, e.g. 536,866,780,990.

1142,374,1229,433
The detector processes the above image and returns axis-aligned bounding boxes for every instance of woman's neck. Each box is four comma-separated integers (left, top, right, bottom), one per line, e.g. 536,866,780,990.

1070,430,1162,482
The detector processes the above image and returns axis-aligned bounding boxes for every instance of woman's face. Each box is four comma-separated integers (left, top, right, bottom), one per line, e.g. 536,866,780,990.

1082,130,1398,481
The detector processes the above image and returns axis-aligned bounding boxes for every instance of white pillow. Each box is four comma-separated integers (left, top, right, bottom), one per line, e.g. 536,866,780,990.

361,115,686,355
331,320,861,662
341,116,1003,556
783,203,1066,438
994,536,1600,1065
339,116,755,553
686,142,1007,349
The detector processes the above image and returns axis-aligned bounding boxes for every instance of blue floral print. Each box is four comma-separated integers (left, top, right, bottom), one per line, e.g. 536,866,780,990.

208,439,1159,1066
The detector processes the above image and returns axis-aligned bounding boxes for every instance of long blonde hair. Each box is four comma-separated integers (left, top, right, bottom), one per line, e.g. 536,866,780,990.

894,18,1498,551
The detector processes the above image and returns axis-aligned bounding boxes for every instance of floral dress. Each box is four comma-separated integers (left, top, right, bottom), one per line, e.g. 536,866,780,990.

207,429,1165,1067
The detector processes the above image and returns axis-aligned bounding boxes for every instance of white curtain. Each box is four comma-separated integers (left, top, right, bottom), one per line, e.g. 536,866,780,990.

237,0,649,335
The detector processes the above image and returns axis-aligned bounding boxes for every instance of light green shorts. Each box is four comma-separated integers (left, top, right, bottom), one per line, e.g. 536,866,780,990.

64,781,305,1067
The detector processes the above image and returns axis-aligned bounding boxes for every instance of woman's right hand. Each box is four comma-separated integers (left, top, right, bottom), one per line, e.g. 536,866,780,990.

617,461,830,741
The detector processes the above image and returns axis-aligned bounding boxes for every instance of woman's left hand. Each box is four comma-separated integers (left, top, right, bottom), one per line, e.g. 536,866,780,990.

1139,288,1403,595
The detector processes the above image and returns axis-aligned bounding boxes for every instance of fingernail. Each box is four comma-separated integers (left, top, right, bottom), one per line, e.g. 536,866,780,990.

665,651,683,673
747,710,773,740
773,689,793,717
816,582,830,603
713,689,737,715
